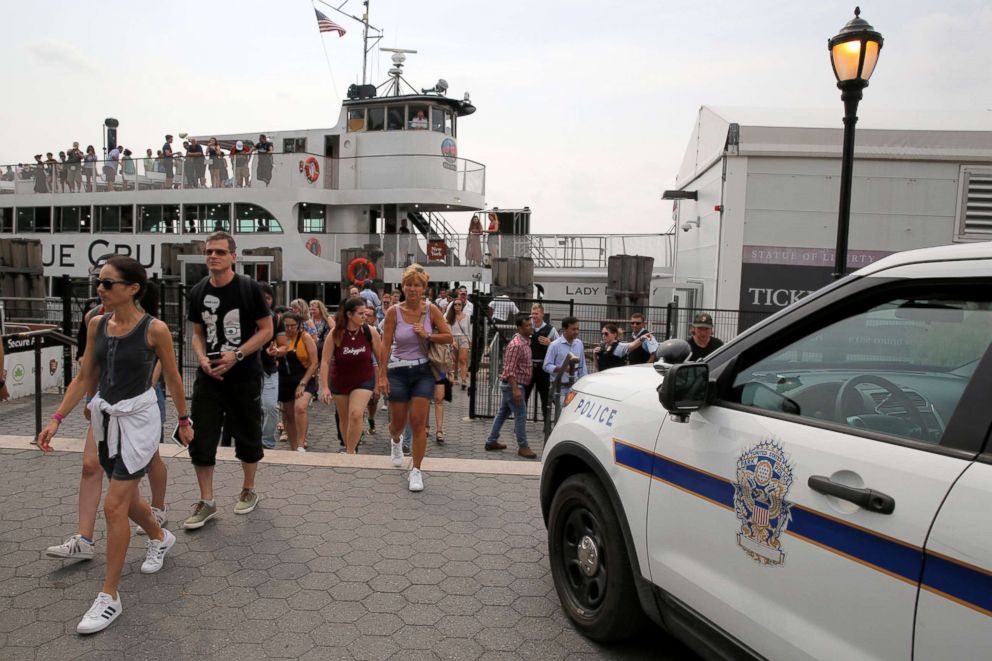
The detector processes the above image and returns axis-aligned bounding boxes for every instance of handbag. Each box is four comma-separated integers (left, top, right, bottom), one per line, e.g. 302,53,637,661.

419,307,453,380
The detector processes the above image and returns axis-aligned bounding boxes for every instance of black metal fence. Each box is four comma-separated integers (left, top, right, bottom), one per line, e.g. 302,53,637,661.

467,295,772,419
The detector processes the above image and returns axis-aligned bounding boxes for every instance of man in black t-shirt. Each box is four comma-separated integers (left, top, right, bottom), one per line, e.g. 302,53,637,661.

184,231,273,529
687,312,725,361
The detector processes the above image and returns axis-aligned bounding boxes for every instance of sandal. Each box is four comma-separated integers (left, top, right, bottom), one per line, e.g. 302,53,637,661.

436,431,445,445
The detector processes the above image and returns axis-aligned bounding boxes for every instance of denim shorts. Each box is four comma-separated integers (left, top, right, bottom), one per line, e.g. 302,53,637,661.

387,363,435,402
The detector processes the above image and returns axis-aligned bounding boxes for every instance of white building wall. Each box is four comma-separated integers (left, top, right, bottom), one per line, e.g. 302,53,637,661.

672,160,724,308
742,157,960,250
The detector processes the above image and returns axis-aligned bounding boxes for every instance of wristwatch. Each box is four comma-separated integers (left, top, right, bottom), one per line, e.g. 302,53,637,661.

235,349,245,362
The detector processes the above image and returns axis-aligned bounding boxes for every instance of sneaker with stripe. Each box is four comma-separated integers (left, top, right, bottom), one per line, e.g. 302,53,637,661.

77,591,122,634
45,533,95,560
140,529,176,574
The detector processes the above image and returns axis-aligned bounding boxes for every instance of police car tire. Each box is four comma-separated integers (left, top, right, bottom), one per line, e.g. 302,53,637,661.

548,473,647,642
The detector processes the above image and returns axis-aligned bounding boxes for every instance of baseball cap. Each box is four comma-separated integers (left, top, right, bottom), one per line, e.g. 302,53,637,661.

236,140,244,149
691,312,714,328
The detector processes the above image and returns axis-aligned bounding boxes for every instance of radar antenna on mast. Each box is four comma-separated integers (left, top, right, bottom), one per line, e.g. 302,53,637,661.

377,48,420,97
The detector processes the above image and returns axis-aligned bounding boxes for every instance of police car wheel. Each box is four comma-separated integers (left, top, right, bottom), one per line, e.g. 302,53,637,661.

548,474,646,642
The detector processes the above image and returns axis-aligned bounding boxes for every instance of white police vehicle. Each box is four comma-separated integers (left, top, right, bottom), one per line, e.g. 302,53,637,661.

540,243,992,659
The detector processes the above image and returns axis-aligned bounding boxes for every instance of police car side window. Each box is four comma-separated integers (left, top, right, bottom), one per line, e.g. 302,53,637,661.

728,291,992,446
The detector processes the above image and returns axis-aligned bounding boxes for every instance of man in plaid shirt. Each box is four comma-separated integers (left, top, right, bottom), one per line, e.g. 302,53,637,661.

485,316,537,458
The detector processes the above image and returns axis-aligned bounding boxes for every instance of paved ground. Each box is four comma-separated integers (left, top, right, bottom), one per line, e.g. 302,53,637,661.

0,431,697,660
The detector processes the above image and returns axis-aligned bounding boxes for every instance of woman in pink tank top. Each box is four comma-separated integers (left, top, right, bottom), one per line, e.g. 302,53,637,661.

319,297,382,454
379,264,452,492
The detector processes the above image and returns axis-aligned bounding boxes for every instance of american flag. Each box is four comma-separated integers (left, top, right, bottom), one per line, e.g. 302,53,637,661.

315,9,346,37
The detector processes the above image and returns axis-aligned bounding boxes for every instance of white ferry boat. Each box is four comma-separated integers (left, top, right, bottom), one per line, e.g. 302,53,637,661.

0,13,673,306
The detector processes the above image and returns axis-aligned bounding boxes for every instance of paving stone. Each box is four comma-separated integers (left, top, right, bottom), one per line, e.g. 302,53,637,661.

262,632,316,658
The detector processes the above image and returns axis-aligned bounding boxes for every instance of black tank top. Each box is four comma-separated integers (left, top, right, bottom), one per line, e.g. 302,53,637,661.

92,313,157,405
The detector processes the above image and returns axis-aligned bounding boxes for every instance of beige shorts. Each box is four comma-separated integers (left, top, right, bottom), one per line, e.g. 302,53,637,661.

454,336,470,350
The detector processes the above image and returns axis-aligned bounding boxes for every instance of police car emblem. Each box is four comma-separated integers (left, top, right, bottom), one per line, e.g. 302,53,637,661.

733,440,794,565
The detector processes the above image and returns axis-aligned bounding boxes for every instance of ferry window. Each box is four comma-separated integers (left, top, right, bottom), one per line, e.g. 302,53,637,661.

183,204,230,233
367,107,385,132
236,204,283,233
409,105,429,130
16,207,52,233
299,203,326,233
387,106,405,131
347,109,366,132
96,205,134,233
57,206,91,232
140,204,180,233
283,138,307,153
0,208,12,233
431,107,447,133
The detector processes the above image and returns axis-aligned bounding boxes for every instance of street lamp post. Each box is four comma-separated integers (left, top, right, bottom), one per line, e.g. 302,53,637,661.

828,7,883,279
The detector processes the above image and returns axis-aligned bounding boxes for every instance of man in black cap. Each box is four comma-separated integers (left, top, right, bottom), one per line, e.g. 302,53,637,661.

687,312,724,361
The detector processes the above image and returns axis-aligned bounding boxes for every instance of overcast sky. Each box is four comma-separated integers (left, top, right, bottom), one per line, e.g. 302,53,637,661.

1,0,990,234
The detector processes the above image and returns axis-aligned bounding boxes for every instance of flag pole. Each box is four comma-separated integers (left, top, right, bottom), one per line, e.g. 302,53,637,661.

317,0,383,85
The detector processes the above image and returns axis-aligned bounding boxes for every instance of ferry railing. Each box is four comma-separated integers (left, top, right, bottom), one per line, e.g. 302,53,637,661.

0,152,485,195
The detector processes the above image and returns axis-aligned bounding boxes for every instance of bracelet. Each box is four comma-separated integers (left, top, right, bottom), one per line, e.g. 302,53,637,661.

52,412,65,423
178,415,190,422
177,418,192,428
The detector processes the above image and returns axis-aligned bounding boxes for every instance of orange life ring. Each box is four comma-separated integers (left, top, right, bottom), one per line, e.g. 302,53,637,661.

298,156,320,183
346,257,376,286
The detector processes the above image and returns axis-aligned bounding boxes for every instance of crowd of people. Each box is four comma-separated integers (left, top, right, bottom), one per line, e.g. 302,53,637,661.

6,234,723,636
2,134,275,192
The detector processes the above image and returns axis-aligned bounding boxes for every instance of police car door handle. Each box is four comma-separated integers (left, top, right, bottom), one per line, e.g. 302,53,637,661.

807,476,896,515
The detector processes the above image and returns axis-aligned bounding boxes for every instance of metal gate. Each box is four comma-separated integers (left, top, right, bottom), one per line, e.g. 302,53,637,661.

467,296,772,419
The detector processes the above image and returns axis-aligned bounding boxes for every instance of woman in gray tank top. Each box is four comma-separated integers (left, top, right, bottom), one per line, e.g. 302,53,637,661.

37,256,193,635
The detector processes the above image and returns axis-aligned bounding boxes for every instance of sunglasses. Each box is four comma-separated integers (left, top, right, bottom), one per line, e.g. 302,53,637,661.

630,321,643,325
601,332,611,337
205,248,230,256
94,278,131,289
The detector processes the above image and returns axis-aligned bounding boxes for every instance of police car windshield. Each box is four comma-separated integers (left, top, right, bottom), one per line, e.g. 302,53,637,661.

762,298,992,373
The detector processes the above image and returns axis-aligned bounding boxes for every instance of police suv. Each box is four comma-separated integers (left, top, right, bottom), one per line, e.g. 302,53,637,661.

540,243,992,659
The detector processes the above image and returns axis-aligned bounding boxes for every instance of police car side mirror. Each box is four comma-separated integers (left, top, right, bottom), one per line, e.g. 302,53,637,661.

658,362,710,423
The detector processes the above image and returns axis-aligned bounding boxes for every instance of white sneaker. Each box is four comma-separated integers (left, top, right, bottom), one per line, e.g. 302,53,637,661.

390,440,404,467
140,529,176,574
136,507,168,536
77,591,122,634
408,468,424,492
297,447,307,453
45,534,95,560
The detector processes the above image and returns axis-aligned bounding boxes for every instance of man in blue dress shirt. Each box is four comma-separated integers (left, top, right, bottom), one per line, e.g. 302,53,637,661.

543,316,587,407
